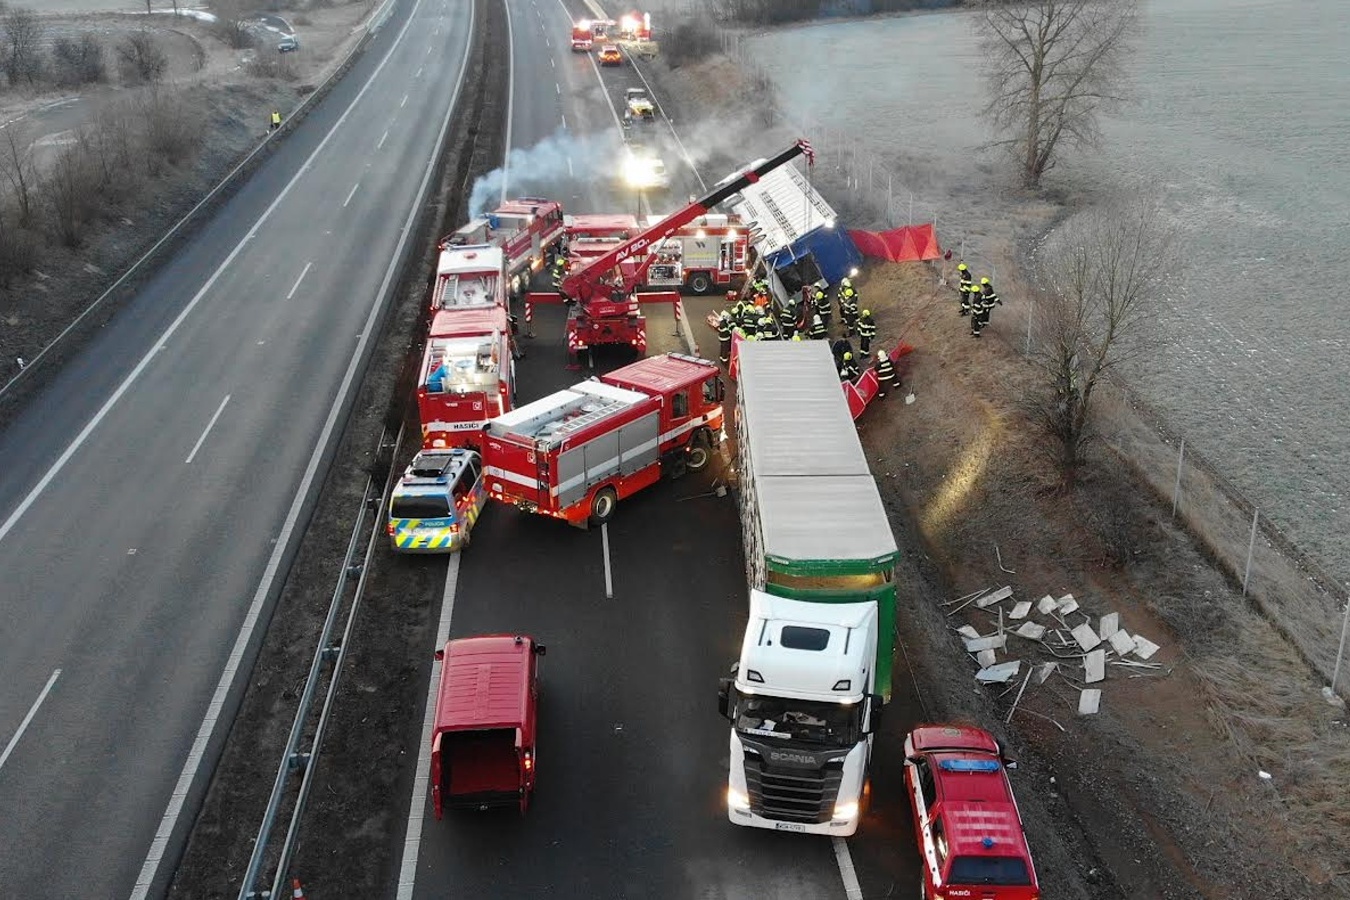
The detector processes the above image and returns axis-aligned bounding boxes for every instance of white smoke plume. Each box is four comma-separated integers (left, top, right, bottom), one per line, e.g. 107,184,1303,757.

468,129,626,217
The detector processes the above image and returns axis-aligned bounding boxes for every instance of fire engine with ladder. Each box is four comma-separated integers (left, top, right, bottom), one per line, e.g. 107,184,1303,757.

526,139,816,369
481,353,724,528
440,198,566,295
418,244,516,450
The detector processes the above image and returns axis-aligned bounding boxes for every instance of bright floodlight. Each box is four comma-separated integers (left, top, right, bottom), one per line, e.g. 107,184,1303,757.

623,155,660,189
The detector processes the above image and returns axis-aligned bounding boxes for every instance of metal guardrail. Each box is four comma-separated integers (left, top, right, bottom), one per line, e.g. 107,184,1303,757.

238,424,404,900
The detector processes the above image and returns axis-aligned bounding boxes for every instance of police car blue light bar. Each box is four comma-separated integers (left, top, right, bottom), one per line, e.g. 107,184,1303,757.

938,759,1001,773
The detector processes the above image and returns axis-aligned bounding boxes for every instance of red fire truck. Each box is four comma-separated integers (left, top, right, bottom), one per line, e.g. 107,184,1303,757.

527,140,816,368
570,22,593,51
418,245,515,449
482,353,724,527
643,213,749,295
441,198,566,294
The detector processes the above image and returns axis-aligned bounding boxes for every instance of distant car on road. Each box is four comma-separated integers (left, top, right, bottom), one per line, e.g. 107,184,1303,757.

903,724,1041,900
278,34,299,52
624,87,655,121
598,44,622,66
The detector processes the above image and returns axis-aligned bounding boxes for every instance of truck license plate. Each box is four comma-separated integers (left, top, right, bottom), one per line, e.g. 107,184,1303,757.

774,822,806,832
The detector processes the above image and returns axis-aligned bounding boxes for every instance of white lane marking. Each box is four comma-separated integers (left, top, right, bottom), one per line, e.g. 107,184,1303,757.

396,552,461,900
378,129,389,149
0,668,61,772
555,82,560,95
184,395,231,465
344,182,361,207
500,0,515,202
601,522,614,598
560,113,567,130
287,261,314,298
567,156,573,177
417,65,424,77
128,0,475,894
833,837,864,900
550,56,554,69
400,93,408,108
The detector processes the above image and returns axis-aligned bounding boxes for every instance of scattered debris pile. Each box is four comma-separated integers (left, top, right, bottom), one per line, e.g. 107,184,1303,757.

946,586,1167,722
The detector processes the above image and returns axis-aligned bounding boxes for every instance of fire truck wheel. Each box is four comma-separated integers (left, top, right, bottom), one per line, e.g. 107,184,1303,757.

688,272,712,295
686,433,712,471
588,487,618,526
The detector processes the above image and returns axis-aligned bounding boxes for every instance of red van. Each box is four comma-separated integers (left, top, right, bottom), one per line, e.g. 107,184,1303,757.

430,635,545,817
903,724,1041,900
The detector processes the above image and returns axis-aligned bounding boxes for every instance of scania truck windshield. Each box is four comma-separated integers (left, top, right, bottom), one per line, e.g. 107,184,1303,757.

733,695,859,747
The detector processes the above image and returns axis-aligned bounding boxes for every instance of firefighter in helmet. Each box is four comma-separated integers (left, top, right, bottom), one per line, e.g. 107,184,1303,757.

980,276,1000,308
839,351,860,383
813,286,832,329
856,309,877,356
808,314,828,340
956,262,972,288
716,312,734,364
875,350,897,399
551,255,569,291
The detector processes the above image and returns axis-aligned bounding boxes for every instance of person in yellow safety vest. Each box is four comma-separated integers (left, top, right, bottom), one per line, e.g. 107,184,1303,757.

874,350,897,399
551,255,568,290
856,309,877,356
269,110,282,131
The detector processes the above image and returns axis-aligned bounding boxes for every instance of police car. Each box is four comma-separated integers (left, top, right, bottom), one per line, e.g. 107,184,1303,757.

387,448,486,553
903,724,1041,900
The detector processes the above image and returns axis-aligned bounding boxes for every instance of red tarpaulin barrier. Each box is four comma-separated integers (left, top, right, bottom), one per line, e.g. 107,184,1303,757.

848,225,941,262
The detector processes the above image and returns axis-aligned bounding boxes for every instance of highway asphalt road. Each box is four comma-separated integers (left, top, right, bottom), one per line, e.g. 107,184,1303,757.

400,0,919,896
0,0,476,896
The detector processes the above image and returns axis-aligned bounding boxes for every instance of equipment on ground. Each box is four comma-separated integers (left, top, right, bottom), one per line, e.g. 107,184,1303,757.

718,340,898,837
482,353,723,527
430,635,546,816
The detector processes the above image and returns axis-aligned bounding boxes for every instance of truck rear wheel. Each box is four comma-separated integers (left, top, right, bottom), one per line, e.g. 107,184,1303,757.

686,432,712,472
588,487,618,527
688,272,712,295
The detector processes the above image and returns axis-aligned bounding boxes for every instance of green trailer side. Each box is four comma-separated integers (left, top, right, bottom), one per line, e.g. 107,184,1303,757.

734,341,900,698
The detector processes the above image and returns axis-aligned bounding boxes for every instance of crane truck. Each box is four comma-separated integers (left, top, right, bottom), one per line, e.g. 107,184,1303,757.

527,139,815,368
717,340,899,837
482,352,723,527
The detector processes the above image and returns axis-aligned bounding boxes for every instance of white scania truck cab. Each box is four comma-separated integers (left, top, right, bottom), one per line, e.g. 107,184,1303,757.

719,591,882,836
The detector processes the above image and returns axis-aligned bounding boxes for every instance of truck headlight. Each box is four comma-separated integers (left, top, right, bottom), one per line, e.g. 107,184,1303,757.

832,801,859,821
727,787,751,812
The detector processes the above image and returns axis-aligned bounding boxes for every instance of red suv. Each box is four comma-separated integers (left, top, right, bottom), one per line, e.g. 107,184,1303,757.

903,724,1040,900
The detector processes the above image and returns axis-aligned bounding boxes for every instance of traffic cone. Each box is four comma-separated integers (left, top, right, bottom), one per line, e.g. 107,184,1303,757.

292,878,306,899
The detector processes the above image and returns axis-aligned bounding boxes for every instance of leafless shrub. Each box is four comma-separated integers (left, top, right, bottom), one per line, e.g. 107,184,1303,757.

2,6,46,86
975,0,1140,187
116,31,167,85
662,20,718,68
211,0,256,49
0,123,37,226
293,13,312,25
1027,195,1178,481
51,34,106,87
84,101,141,203
42,140,101,247
137,87,202,171
246,47,298,80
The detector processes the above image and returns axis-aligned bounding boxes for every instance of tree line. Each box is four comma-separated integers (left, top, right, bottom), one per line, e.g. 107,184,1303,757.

1,7,173,88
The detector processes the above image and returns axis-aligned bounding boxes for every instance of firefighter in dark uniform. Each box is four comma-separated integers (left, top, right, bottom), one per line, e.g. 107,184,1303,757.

980,277,1001,309
831,336,855,369
839,351,860,383
813,286,832,330
743,315,759,340
551,255,568,291
959,281,974,317
837,280,859,326
856,309,877,356
956,262,972,286
716,312,734,364
759,315,779,340
739,302,758,332
874,350,897,399
971,285,993,338
808,314,828,340
778,298,797,339
840,293,859,338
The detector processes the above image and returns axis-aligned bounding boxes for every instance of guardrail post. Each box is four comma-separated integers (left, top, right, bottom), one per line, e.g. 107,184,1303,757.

1242,508,1259,596
1171,439,1185,519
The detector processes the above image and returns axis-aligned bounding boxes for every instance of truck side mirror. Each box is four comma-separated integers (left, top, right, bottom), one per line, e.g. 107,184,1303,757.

434,648,445,662
862,694,884,735
717,677,735,720
534,644,547,656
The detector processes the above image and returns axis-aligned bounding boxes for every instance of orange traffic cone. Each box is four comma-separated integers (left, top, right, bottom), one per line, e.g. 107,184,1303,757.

291,878,306,900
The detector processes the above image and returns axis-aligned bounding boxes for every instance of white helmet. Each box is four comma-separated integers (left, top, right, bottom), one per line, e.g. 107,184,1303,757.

813,314,822,324
877,350,889,361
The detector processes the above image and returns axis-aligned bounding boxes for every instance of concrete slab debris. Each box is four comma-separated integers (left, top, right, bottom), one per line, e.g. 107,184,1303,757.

977,648,997,668
1056,594,1080,616
1035,661,1058,684
956,624,981,641
964,634,1008,652
976,661,1021,684
1014,621,1047,640
1084,648,1106,684
1107,629,1137,656
1078,689,1102,715
1133,635,1161,661
1071,623,1102,652
1010,600,1033,620
976,585,1014,608
1037,595,1058,615
1099,612,1120,639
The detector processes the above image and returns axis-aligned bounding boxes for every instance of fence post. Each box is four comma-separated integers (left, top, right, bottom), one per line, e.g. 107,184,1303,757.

1024,302,1033,356
886,174,892,226
1331,597,1350,698
1242,508,1259,596
1171,440,1185,519
909,193,914,226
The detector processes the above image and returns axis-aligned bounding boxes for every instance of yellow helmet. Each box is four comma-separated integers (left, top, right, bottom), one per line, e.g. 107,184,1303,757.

862,309,870,316
981,277,991,285
957,263,968,271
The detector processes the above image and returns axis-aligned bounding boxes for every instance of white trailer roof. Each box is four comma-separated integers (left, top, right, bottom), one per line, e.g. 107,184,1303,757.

736,341,870,477
729,162,836,257
756,475,897,562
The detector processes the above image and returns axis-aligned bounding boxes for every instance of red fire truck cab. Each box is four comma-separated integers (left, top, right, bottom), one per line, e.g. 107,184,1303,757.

418,306,514,450
570,22,594,51
441,198,565,293
482,353,723,527
643,213,749,295
431,634,545,817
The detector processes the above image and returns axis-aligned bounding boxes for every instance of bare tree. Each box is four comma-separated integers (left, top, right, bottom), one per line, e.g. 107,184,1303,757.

116,31,167,84
51,34,106,87
0,123,37,225
2,6,46,85
1029,196,1177,479
42,139,100,247
976,0,1139,187
211,0,256,49
137,87,203,171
